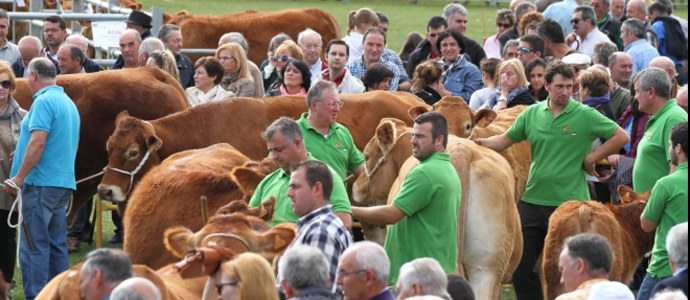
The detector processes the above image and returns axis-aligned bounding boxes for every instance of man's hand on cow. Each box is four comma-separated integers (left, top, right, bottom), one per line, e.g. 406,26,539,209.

583,154,599,177
3,177,22,197
473,138,485,146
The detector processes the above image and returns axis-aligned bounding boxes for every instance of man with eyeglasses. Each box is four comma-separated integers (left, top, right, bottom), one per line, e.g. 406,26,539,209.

337,241,394,300
298,29,327,87
42,15,66,74
321,40,365,94
407,16,448,78
518,34,545,65
566,6,613,60
591,0,624,50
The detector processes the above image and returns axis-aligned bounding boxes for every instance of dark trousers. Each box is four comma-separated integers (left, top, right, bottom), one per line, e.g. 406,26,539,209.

512,201,558,300
112,210,123,234
0,209,17,283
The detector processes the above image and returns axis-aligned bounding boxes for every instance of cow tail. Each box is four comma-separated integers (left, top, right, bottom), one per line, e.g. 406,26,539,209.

346,11,356,35
577,204,593,233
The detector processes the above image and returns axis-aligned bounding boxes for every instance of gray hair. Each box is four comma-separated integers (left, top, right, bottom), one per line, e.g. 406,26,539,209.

398,258,451,299
515,2,537,20
575,6,597,26
443,3,468,22
0,8,8,22
157,24,180,42
82,249,133,285
297,29,323,46
110,278,162,300
220,32,249,54
623,18,646,39
651,290,688,300
503,39,520,57
139,37,165,55
261,117,304,144
18,36,42,55
269,33,293,52
666,222,688,268
122,29,142,43
636,68,672,100
608,52,630,67
593,41,618,65
564,233,613,276
27,57,57,82
279,246,329,290
342,241,390,286
306,80,337,108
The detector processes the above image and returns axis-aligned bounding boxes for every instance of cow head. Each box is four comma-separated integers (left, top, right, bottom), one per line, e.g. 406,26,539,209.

98,111,163,202
353,118,413,207
409,96,497,138
231,158,279,199
618,185,651,204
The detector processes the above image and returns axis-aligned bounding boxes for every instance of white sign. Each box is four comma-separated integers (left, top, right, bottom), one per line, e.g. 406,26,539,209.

91,22,126,48
16,0,25,7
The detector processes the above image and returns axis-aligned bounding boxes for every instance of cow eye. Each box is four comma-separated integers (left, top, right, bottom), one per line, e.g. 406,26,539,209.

466,124,471,131
364,155,370,162
129,150,139,158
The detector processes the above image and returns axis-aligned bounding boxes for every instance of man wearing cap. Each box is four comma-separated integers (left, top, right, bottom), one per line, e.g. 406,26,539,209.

112,11,152,69
562,52,592,100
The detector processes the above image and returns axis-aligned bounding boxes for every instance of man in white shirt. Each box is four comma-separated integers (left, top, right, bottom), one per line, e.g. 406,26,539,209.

298,29,327,86
0,9,19,64
566,6,612,59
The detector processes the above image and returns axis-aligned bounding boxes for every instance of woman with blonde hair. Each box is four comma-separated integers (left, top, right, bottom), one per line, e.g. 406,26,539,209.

484,58,535,110
146,50,180,81
203,252,279,300
412,60,451,105
264,40,304,92
342,8,378,63
216,42,256,97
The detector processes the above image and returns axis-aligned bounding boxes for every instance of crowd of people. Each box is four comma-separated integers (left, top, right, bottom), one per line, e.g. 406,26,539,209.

0,0,686,299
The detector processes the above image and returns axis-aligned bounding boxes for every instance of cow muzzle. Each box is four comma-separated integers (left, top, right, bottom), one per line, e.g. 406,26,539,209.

97,185,127,202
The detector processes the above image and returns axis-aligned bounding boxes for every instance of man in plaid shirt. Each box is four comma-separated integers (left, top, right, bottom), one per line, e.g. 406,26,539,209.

281,160,352,293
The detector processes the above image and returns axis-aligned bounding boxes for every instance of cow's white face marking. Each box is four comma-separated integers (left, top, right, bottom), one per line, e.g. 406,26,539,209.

124,143,141,161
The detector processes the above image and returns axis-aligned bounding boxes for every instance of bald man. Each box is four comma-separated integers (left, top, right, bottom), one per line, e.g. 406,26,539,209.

112,29,142,69
111,278,161,300
676,85,688,112
11,36,60,78
650,56,682,98
66,35,103,73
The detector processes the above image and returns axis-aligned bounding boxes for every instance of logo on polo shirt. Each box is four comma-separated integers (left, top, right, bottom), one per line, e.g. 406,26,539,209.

561,125,577,136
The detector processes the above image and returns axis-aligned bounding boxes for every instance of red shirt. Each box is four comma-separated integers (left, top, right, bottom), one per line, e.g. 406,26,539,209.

321,68,347,87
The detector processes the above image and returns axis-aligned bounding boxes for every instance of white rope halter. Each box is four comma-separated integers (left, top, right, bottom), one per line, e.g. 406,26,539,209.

201,233,253,253
100,121,157,197
363,131,410,198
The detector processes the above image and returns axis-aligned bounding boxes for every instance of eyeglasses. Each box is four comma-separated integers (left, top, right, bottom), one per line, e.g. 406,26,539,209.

302,44,321,50
215,281,240,294
517,47,534,53
337,269,366,278
571,18,582,24
218,56,234,61
0,81,11,89
274,55,290,62
496,22,512,28
323,100,344,108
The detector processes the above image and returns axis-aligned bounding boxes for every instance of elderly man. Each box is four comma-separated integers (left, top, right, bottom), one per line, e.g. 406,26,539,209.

11,36,48,78
639,122,688,300
298,29,327,85
0,9,19,64
650,57,683,99
648,2,686,85
65,35,103,73
611,0,626,21
543,0,582,35
111,277,162,300
503,39,519,60
676,86,688,112
622,19,659,77
652,222,688,297
137,37,165,67
556,233,616,300
158,24,194,88
443,3,487,67
298,80,364,179
626,0,659,48
593,40,618,66
281,161,352,293
395,258,452,300
407,16,448,78
475,61,628,300
79,249,133,300
566,6,613,59
112,29,141,70
498,2,536,49
345,27,405,91
249,117,352,229
608,52,633,88
125,10,153,40
353,112,462,283
337,241,394,300
56,44,86,74
632,68,687,195
538,19,582,60
591,0,624,49
279,245,339,299
2,58,80,300
518,34,544,65
218,32,264,96
563,52,592,99
321,40,365,94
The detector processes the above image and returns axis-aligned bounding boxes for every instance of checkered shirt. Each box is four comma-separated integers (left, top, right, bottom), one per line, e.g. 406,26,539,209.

346,56,403,91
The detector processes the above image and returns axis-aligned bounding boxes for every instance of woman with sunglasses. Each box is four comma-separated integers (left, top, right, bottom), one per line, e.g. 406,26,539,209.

437,29,483,103
264,41,304,93
204,252,279,300
186,56,235,106
264,59,311,97
484,9,515,59
216,43,256,97
0,61,26,289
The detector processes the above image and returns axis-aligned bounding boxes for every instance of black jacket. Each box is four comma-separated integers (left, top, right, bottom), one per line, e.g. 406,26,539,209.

463,36,487,67
416,87,443,105
498,26,520,51
407,39,435,79
83,57,103,73
598,13,624,50
652,268,688,297
508,89,536,108
176,53,195,89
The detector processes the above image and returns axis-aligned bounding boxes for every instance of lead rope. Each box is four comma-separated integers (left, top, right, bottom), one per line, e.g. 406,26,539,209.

363,131,410,199
5,180,22,267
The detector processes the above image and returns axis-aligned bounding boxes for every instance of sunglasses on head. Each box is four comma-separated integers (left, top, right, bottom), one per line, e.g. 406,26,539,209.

0,81,10,89
273,55,290,62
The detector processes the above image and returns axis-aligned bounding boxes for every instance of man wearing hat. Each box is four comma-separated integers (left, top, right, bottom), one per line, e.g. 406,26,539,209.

112,11,152,70
562,52,592,101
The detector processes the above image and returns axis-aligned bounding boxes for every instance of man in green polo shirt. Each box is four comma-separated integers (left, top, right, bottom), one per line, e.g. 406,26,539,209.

351,112,461,284
248,117,352,229
638,122,688,300
474,61,629,300
297,80,365,179
632,68,688,194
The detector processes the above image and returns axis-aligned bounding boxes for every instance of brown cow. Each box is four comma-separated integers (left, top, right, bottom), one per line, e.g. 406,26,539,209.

541,186,654,300
162,9,340,65
354,119,522,300
12,67,189,224
407,96,531,204
98,91,427,203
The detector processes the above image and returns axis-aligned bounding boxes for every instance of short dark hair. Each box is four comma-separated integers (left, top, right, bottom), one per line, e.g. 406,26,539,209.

376,11,389,24
545,60,575,84
515,2,536,20
521,34,545,55
564,233,614,276
44,15,66,30
593,41,618,65
63,44,85,66
436,29,466,55
648,2,667,15
194,56,225,85
414,111,449,148
537,19,565,44
575,6,597,26
279,59,311,92
363,27,387,45
656,0,674,14
671,122,688,158
292,161,334,200
447,274,475,300
82,249,133,285
362,63,394,90
325,39,349,56
480,57,502,87
427,16,448,31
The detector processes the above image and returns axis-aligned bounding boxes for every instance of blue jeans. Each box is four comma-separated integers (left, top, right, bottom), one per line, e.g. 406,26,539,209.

19,184,72,300
637,274,668,300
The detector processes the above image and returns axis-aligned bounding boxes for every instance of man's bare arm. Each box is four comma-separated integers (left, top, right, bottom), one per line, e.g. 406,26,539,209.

351,205,405,226
474,134,515,152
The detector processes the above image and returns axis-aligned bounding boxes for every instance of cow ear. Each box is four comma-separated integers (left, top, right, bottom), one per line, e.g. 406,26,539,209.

231,166,265,197
115,111,130,126
262,224,297,252
375,120,397,152
617,185,638,204
258,197,276,221
145,135,162,152
408,106,429,120
163,226,194,258
472,109,497,128
259,158,279,175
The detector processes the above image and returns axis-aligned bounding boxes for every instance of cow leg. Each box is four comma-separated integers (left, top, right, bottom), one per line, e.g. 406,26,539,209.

360,222,386,246
466,267,503,300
